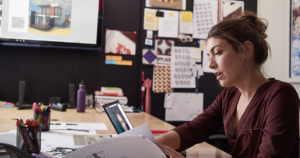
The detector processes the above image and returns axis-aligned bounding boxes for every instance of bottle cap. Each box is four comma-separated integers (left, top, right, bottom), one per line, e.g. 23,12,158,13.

79,80,85,86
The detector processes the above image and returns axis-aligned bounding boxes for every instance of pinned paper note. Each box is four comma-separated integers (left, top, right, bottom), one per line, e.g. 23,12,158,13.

143,49,157,65
190,47,201,60
165,93,203,121
179,11,193,34
181,11,192,22
145,39,153,46
193,0,218,39
144,8,158,30
171,46,195,88
199,39,214,73
164,93,174,108
158,10,179,38
155,39,173,65
147,30,153,38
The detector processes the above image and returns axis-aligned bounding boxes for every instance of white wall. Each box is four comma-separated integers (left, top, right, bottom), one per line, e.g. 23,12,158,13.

258,0,300,95
257,0,300,137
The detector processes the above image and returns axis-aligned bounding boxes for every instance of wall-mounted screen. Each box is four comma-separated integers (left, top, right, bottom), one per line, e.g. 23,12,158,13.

0,0,102,50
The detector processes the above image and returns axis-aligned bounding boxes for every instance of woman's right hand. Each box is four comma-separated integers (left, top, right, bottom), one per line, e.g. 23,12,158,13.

156,143,185,158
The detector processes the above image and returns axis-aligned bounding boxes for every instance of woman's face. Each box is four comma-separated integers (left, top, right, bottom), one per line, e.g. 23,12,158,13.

206,37,246,87
117,113,128,131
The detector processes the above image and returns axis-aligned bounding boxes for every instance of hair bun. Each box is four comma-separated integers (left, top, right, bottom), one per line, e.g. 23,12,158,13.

238,11,268,39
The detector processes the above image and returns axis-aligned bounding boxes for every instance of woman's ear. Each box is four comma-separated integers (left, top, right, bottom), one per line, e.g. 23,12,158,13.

243,41,254,59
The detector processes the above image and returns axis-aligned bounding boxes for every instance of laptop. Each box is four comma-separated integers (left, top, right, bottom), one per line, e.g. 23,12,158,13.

103,100,134,134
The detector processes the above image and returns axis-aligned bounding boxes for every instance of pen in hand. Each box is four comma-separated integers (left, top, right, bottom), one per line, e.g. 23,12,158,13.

67,129,89,132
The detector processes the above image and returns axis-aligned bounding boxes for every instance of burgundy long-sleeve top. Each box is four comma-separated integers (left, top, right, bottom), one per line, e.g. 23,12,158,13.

173,79,299,157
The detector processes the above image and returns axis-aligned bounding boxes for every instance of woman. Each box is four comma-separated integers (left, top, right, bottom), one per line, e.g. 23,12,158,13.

156,11,299,158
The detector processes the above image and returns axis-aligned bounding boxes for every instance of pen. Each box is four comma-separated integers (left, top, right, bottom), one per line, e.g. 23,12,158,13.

67,129,89,132
66,123,78,125
151,129,169,133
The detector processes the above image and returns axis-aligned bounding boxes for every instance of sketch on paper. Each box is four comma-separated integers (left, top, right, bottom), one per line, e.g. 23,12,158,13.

28,0,72,36
105,30,136,55
73,135,111,146
193,0,218,39
165,93,203,121
171,46,195,88
291,0,300,79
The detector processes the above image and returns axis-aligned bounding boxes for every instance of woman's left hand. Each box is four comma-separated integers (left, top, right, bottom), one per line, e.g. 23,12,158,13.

156,143,185,158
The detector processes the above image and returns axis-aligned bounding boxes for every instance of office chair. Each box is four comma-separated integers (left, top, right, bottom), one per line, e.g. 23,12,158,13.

206,127,232,154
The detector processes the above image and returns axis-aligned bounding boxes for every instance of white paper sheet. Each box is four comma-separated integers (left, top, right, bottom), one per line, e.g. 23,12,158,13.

193,0,218,39
147,30,153,38
0,133,16,145
171,46,196,88
165,93,204,121
113,124,157,144
190,47,202,60
50,123,108,130
144,8,158,30
180,11,193,34
158,10,179,38
191,59,204,78
200,39,214,73
164,93,175,108
64,136,166,158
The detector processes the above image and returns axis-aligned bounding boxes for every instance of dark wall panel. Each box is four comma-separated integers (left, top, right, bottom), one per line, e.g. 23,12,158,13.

0,0,142,108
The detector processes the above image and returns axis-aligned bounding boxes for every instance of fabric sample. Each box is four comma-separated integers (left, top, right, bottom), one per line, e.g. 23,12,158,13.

153,66,174,93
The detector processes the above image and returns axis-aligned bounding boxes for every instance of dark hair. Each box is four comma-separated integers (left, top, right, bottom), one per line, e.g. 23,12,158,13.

207,11,270,66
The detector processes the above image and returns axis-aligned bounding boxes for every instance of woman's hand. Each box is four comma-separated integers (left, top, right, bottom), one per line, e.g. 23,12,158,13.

156,143,185,158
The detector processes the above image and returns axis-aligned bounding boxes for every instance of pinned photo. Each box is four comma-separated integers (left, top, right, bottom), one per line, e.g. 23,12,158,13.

221,1,244,21
105,30,136,55
28,0,72,36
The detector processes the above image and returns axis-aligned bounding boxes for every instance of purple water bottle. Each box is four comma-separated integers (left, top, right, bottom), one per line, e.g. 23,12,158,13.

77,81,86,112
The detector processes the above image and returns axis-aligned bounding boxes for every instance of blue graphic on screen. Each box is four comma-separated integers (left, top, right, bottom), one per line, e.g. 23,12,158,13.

106,104,130,133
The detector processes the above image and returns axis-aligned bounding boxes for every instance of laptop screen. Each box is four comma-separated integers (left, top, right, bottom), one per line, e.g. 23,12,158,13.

103,101,133,134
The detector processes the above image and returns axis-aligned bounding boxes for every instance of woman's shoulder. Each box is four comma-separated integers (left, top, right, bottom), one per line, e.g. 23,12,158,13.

265,79,297,93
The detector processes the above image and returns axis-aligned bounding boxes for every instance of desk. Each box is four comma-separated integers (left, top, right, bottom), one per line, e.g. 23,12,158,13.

0,107,231,158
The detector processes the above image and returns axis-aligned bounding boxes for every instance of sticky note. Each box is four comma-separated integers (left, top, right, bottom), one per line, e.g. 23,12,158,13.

169,13,174,17
121,61,127,65
111,56,117,60
181,11,192,22
116,56,122,61
111,60,117,65
116,60,123,65
127,61,133,66
105,60,111,64
106,55,112,60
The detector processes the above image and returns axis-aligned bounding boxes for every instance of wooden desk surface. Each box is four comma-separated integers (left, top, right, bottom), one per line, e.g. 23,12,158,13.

0,107,231,158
